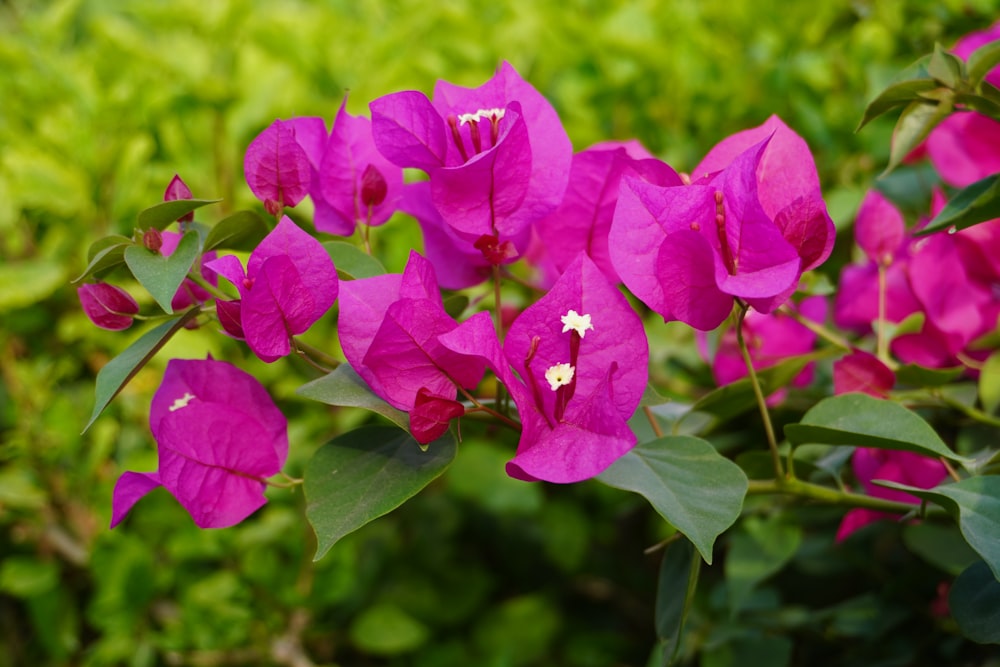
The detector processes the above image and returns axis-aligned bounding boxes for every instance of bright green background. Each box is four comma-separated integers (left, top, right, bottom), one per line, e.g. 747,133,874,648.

2,1,998,665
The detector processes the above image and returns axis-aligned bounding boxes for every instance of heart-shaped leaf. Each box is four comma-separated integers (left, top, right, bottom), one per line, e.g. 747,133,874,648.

305,426,456,559
597,435,748,564
124,230,200,313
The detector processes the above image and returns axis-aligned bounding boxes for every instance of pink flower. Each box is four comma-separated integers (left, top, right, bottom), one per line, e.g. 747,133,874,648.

206,216,338,362
836,448,948,541
111,358,288,529
244,119,315,215
77,283,140,331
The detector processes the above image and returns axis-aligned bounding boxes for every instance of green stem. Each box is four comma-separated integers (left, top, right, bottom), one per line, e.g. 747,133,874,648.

457,385,521,432
932,389,1000,428
876,263,889,363
186,270,232,302
735,302,785,479
777,304,854,353
292,338,341,370
747,478,925,514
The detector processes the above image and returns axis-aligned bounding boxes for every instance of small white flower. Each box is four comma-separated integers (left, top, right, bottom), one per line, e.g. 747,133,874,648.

169,392,197,412
476,108,505,121
544,363,575,391
560,310,594,338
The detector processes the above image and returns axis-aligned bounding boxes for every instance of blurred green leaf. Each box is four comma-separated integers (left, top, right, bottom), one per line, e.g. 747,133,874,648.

968,39,1000,88
0,260,65,311
725,515,802,615
305,426,456,559
324,240,387,279
877,476,1000,580
784,393,967,462
296,363,409,431
979,351,1000,414
597,436,748,564
136,198,221,230
857,79,940,131
950,560,1000,644
85,309,199,432
928,44,963,88
124,229,200,313
0,557,58,597
350,602,429,656
655,538,699,664
442,294,469,319
203,210,269,252
885,98,953,175
902,522,979,575
446,439,542,516
894,363,964,387
917,173,1000,236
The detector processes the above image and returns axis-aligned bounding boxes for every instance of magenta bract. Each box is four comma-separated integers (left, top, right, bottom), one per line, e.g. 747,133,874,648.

854,189,905,266
111,358,288,529
370,62,571,268
338,251,486,424
535,141,683,284
78,283,140,331
833,351,895,398
164,174,194,223
206,216,338,363
244,119,314,215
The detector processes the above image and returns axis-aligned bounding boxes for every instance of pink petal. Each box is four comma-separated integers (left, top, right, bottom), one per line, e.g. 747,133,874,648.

369,90,448,171
78,283,139,331
656,230,734,331
854,190,905,265
110,471,162,528
244,119,313,210
833,351,895,397
243,255,316,363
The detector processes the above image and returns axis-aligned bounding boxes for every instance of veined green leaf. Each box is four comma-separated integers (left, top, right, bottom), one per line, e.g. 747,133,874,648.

136,198,222,230
296,364,409,432
203,210,269,252
917,173,1000,236
124,229,200,313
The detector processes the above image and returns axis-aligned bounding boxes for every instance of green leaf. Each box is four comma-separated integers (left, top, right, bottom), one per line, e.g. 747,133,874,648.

641,383,671,407
928,44,963,88
349,603,429,656
296,364,409,431
979,352,1000,414
324,241,386,279
597,436,748,563
0,260,66,311
203,210,269,252
916,173,1000,236
304,426,456,559
0,557,59,598
875,476,1000,580
72,237,132,284
857,78,940,131
902,522,979,575
84,309,199,432
784,393,967,462
442,294,469,319
968,39,1000,88
884,98,953,175
954,92,1000,118
950,560,1000,644
655,538,699,664
894,363,964,387
136,198,222,231
725,515,802,615
124,230,200,313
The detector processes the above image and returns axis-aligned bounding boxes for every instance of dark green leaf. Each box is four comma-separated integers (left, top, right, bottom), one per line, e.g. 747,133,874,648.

349,603,429,655
72,237,133,284
857,78,940,131
296,364,409,431
917,173,1000,236
84,309,199,432
954,92,1000,118
968,39,1000,88
442,294,469,319
876,476,1000,579
304,426,456,559
324,241,386,279
902,522,979,575
725,515,802,615
136,198,222,230
203,210,269,253
928,44,963,88
950,560,1000,644
894,363,964,387
655,538,699,664
124,230,200,313
597,436,748,563
784,393,967,462
885,98,953,175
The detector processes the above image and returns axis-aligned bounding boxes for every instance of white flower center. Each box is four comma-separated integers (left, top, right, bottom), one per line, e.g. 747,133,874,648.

169,392,196,412
560,310,594,337
544,363,575,391
458,108,506,125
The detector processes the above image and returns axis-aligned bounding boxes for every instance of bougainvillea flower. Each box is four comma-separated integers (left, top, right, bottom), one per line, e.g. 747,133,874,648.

611,138,805,330
78,283,140,331
338,251,488,440
244,119,314,215
440,254,648,483
833,350,895,398
689,115,836,273
164,174,195,223
535,141,683,284
854,189,905,266
313,97,404,236
206,216,338,363
111,358,288,529
370,61,571,265
706,296,826,404
836,448,948,541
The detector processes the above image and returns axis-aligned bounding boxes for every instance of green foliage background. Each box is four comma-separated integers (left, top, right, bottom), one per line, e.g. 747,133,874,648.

1,0,998,665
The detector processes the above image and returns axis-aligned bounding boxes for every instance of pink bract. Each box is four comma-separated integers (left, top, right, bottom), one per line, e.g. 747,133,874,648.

77,283,139,331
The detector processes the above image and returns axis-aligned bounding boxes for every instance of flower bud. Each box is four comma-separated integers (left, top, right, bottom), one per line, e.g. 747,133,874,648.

142,228,163,253
78,283,140,331
360,164,388,208
164,174,195,223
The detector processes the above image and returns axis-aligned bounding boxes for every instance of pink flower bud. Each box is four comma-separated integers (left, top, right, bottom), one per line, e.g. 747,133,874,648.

360,164,388,208
164,174,195,223
143,228,163,253
78,283,140,331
